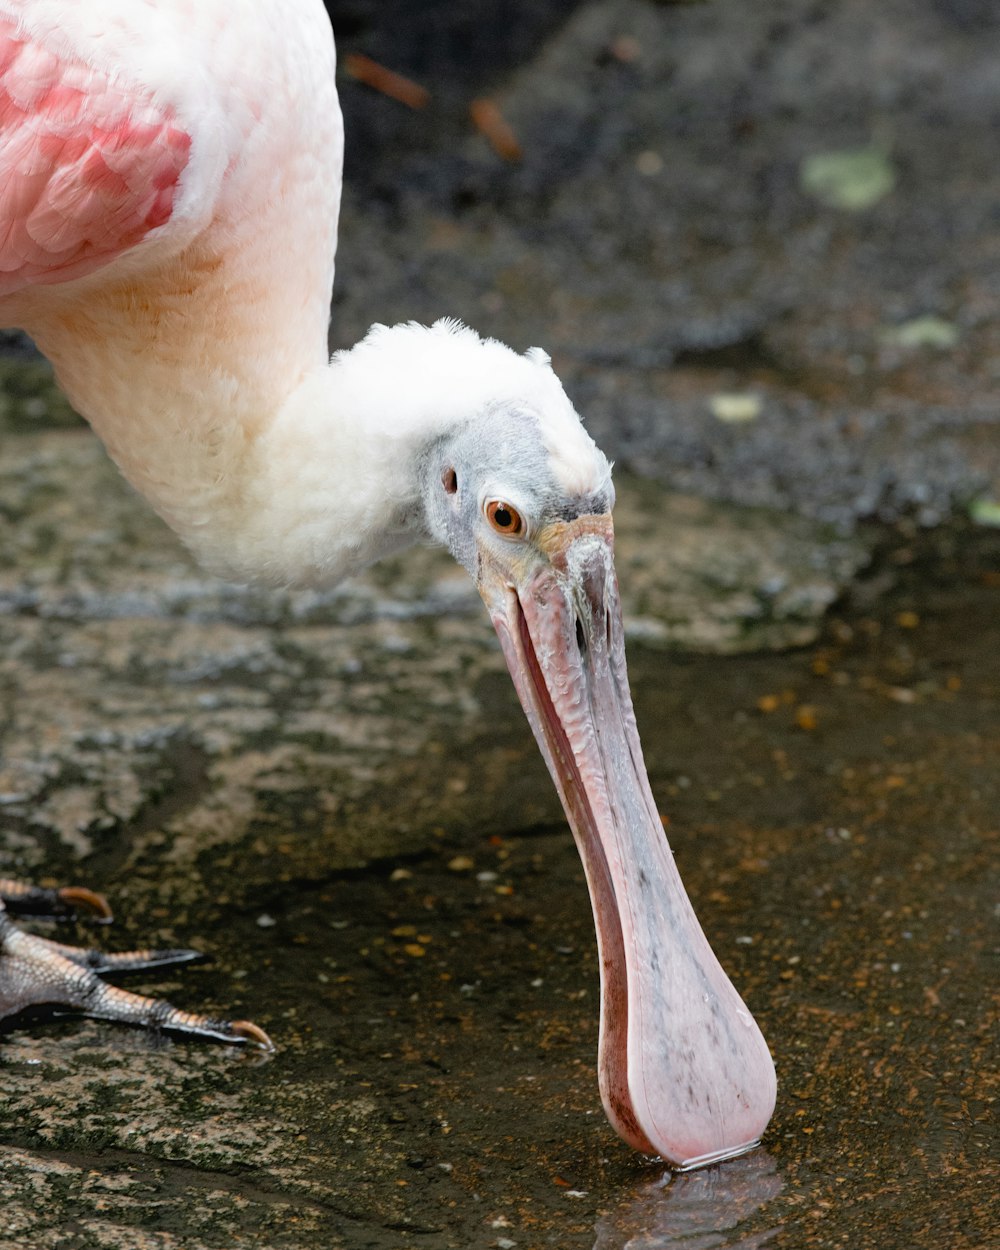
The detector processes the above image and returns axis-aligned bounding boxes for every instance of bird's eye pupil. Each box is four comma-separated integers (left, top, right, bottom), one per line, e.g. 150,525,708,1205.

494,507,512,528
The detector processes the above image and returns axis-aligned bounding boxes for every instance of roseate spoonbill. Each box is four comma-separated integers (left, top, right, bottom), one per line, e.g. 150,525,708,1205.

0,0,776,1167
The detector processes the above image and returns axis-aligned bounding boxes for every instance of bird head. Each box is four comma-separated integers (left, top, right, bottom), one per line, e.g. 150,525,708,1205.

418,338,776,1168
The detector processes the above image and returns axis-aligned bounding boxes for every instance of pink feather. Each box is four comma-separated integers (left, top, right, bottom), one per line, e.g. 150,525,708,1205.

0,14,190,295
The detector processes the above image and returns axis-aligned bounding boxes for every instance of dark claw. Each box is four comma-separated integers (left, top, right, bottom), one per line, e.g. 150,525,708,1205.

229,1019,276,1051
56,886,114,922
0,879,113,923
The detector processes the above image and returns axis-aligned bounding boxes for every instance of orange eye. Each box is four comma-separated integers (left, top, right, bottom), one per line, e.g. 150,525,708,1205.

485,499,525,536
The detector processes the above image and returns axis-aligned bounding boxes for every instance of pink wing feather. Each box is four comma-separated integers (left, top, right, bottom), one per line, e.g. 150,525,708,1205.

0,12,190,297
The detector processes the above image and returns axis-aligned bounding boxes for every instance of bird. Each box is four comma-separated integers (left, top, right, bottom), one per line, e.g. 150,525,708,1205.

0,0,776,1168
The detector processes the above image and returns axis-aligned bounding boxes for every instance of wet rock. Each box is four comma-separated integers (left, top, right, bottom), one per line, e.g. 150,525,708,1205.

613,481,868,652
0,446,996,1247
0,425,867,898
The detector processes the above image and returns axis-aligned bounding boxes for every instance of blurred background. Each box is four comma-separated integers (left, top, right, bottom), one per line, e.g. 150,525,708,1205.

326,0,1000,531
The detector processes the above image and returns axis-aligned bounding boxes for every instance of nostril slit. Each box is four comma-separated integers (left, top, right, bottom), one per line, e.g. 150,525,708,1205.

575,617,587,654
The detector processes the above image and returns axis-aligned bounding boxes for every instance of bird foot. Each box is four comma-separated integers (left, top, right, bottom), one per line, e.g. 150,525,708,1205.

0,879,274,1050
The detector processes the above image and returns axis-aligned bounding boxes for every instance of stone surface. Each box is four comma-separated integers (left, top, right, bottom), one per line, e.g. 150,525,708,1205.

0,426,867,899
0,526,996,1248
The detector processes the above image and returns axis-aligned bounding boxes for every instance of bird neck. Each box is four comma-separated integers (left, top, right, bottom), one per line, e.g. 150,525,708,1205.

209,363,433,587
23,233,398,587
31,325,423,589
27,306,582,590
